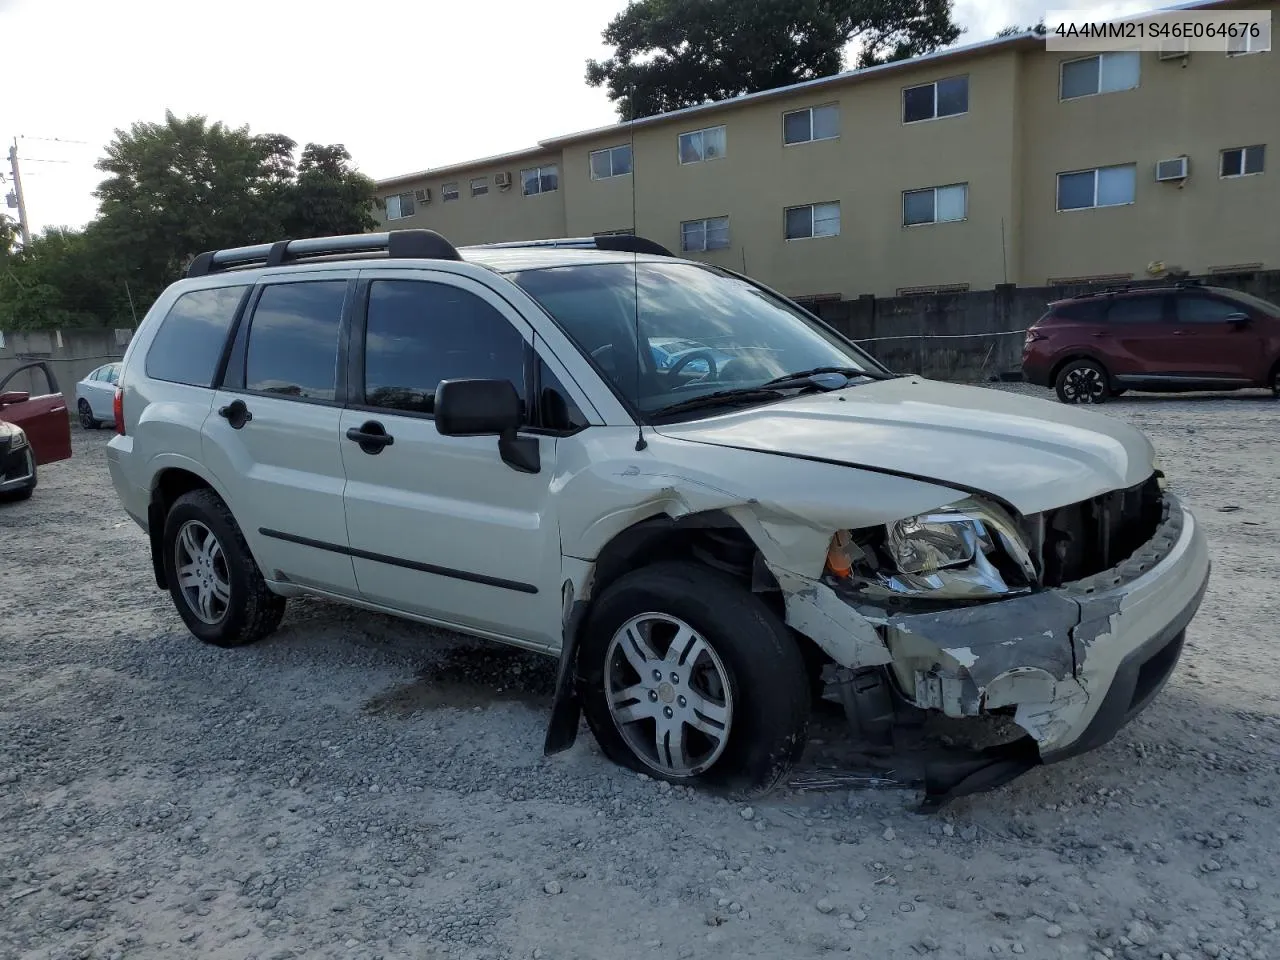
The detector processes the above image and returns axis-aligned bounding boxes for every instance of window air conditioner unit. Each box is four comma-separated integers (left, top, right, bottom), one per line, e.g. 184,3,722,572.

414,188,431,203
494,171,512,188
1157,38,1189,59
1155,156,1189,181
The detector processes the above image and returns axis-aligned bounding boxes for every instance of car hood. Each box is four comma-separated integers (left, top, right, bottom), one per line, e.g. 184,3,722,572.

652,377,1156,515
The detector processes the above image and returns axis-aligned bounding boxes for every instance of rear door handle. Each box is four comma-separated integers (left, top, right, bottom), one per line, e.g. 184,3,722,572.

217,399,253,429
1090,332,1109,338
346,420,394,455
1172,329,1192,336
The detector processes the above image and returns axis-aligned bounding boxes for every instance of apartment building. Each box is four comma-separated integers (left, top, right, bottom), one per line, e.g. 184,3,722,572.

374,1,1278,300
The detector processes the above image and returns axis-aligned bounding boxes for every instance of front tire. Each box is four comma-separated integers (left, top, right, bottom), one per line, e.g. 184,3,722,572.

576,561,810,794
78,400,100,430
1055,358,1110,404
161,488,286,647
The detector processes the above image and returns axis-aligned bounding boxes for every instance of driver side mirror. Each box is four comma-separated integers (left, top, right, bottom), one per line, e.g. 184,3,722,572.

1225,312,1251,327
434,379,540,474
0,391,29,406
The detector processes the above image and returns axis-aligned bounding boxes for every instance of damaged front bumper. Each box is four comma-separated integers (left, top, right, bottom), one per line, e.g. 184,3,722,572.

793,493,1209,784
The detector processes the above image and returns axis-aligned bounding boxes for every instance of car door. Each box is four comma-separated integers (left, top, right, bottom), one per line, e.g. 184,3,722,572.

92,363,121,419
201,273,359,596
0,361,72,464
1170,292,1267,381
339,270,566,649
1101,294,1178,379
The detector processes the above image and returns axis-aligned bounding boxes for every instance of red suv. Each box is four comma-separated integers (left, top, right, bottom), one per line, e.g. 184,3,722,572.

1022,282,1280,404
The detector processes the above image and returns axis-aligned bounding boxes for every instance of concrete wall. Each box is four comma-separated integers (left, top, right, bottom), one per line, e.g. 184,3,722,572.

0,328,131,401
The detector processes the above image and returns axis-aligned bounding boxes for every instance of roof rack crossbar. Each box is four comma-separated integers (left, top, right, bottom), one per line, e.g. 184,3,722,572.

464,235,675,258
186,229,461,278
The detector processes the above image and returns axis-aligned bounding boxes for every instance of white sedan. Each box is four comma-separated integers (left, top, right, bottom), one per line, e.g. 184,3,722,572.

75,362,120,429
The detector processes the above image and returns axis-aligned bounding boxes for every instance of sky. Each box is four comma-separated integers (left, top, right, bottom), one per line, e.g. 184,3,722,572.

1,0,1056,235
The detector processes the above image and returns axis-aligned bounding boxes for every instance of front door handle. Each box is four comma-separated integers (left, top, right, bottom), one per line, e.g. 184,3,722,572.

346,420,395,455
217,399,253,429
1172,329,1191,336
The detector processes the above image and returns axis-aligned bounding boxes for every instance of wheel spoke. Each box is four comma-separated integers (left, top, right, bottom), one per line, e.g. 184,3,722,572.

179,525,202,562
177,564,200,589
205,537,223,566
608,684,656,724
656,719,688,772
683,689,729,736
665,625,707,669
619,624,659,675
197,585,216,621
211,577,231,605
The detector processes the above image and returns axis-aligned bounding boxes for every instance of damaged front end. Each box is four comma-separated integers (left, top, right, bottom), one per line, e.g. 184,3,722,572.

778,472,1210,806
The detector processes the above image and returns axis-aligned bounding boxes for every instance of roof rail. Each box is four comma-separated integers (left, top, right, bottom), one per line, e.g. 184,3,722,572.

465,235,675,258
1174,277,1204,287
185,229,461,278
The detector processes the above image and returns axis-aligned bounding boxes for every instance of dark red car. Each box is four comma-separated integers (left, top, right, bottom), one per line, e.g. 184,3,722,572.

0,360,73,501
1022,282,1280,404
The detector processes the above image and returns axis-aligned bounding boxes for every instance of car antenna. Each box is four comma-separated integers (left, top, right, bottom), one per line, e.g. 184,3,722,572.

629,86,647,452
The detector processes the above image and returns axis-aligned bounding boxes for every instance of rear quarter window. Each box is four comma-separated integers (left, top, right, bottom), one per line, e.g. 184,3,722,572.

1050,301,1104,322
145,286,250,387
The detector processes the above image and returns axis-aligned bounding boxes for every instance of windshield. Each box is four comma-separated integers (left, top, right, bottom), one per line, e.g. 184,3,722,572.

1223,289,1280,318
509,261,884,418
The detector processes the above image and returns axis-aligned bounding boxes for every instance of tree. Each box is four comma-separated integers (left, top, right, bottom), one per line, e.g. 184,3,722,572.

279,143,378,239
995,20,1046,37
586,0,963,119
0,226,130,330
0,215,20,258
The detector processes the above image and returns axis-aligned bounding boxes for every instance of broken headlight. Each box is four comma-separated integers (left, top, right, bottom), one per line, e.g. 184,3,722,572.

8,428,26,450
825,498,1038,601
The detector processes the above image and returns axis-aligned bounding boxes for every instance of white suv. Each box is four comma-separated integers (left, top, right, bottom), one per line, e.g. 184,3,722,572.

107,230,1210,802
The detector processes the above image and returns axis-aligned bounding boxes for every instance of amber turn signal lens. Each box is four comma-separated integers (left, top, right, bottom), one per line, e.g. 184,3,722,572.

825,530,853,578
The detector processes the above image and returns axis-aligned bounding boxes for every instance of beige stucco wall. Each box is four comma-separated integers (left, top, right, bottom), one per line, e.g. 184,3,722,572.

374,7,1278,297
1018,41,1280,283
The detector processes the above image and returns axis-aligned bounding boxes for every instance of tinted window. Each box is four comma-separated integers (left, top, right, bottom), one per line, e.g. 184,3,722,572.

1177,295,1246,323
537,358,588,432
245,281,346,400
363,280,526,415
902,84,935,122
1106,296,1165,324
146,286,248,387
1053,301,1105,322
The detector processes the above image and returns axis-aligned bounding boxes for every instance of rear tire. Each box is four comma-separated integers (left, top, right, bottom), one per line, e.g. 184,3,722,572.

1270,363,1280,398
1055,358,1110,404
161,488,286,647
576,561,810,795
78,400,100,430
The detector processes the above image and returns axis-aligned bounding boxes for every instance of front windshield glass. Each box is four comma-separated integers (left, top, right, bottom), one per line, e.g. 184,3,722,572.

509,261,883,417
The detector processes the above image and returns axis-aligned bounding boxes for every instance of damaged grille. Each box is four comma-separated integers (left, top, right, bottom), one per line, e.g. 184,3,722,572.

1038,473,1164,587
1,438,32,484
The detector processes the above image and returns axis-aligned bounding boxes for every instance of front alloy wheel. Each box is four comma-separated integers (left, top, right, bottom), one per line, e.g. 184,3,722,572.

605,613,733,777
174,519,231,624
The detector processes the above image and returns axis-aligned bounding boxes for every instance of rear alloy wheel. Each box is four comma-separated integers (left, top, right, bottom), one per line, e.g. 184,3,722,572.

78,400,100,430
162,488,286,647
577,561,810,794
1271,365,1280,398
1056,359,1110,404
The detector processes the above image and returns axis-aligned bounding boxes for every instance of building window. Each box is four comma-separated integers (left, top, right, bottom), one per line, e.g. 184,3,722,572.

442,182,460,203
471,177,489,197
590,144,633,180
521,164,559,196
678,125,727,164
680,216,730,253
1227,31,1267,55
1221,144,1266,177
783,105,839,145
784,202,840,239
902,76,968,123
385,192,415,220
903,183,968,225
1059,51,1140,100
1057,164,1137,211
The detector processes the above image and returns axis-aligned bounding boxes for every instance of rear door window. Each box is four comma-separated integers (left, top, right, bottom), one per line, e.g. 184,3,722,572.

244,281,347,401
1105,295,1166,324
1052,301,1104,322
146,286,250,387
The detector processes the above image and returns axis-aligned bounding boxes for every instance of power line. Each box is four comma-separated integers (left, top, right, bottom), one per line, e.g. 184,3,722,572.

17,135,91,145
20,157,78,164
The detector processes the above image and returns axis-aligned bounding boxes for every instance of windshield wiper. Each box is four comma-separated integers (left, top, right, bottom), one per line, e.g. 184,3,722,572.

648,387,787,419
761,366,896,387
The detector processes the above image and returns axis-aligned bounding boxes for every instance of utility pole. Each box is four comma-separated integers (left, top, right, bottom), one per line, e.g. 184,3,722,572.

6,138,31,247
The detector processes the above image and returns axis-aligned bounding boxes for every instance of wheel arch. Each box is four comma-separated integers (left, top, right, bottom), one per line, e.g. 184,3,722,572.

146,463,240,590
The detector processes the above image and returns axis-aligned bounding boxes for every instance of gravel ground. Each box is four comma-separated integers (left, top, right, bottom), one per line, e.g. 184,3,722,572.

3,383,1279,960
